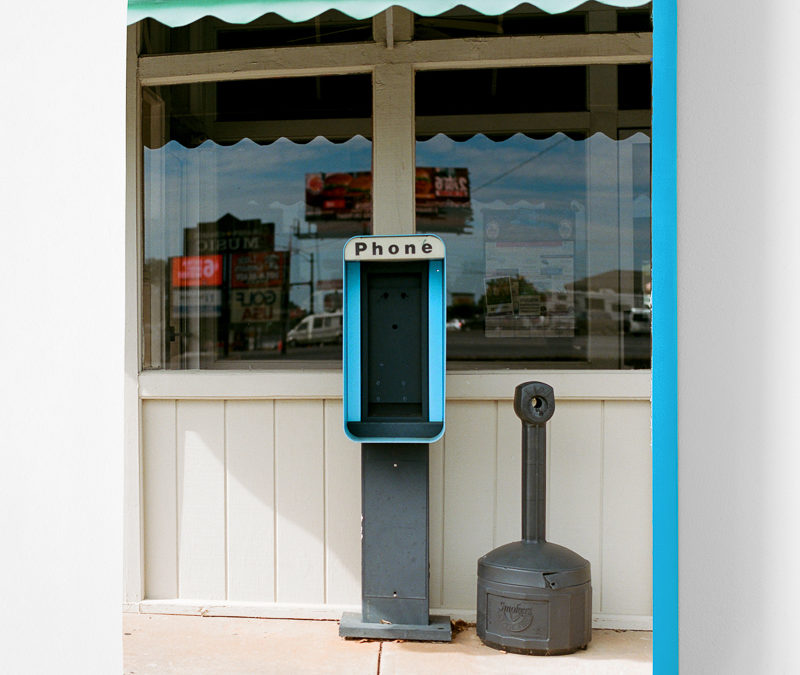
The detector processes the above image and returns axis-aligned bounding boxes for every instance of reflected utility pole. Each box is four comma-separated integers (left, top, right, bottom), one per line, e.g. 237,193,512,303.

291,220,316,315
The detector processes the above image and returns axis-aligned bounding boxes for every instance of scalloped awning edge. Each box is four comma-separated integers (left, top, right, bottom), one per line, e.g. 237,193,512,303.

128,0,651,28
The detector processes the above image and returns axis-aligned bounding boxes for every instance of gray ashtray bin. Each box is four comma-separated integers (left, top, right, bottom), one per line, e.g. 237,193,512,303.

476,381,591,655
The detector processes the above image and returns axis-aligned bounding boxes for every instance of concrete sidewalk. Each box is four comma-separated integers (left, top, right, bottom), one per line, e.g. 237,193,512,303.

124,613,652,674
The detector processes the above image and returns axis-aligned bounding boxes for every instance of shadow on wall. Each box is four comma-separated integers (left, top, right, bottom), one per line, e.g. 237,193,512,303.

142,395,652,623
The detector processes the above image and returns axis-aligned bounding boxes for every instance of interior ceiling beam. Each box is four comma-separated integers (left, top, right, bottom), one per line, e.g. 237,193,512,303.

139,33,652,86
204,110,651,144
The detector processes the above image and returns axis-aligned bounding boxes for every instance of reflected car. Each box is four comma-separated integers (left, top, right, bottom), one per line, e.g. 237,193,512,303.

287,312,343,346
446,318,465,331
628,307,651,334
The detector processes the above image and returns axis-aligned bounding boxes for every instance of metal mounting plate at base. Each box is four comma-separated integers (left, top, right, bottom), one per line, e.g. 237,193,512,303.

339,612,452,642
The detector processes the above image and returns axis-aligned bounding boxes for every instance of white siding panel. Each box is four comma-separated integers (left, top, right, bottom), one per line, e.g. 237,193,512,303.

494,399,522,547
142,399,177,599
548,400,604,613
140,393,652,624
602,400,652,615
441,401,497,609
274,400,325,604
225,400,275,602
324,399,361,606
176,400,226,599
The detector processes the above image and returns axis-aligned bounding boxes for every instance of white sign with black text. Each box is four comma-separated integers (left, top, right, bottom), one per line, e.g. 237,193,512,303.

344,235,445,262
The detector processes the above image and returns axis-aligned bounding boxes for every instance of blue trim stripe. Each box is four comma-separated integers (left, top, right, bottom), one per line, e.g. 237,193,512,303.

652,0,678,672
344,261,361,423
428,260,445,424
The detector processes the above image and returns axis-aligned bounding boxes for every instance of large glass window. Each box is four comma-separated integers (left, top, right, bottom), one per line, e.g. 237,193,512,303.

138,4,652,371
416,66,651,368
142,75,372,369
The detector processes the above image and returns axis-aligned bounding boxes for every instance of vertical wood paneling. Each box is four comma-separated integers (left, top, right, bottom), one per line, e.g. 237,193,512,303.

142,400,177,599
602,400,652,614
428,437,445,608
495,399,522,547
548,400,605,612
176,400,226,599
225,400,275,602
324,399,361,606
441,401,497,609
274,400,325,604
141,395,653,621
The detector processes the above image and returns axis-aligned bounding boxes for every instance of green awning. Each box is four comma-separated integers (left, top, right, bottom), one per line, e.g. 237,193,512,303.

128,0,651,27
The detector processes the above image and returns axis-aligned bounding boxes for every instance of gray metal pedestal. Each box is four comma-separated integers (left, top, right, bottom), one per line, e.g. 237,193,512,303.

339,612,452,641
339,443,452,642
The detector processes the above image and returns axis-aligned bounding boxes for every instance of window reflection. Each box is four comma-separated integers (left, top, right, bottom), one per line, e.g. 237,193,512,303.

142,78,372,369
416,132,651,368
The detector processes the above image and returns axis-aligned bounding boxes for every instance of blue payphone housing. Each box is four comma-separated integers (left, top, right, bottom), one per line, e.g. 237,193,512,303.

343,234,445,443
340,233,452,641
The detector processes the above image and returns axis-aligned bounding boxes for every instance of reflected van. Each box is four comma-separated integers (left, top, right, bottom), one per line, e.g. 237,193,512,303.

287,312,343,346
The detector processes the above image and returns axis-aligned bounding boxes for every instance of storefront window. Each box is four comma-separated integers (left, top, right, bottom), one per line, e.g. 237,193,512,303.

138,4,652,370
416,67,651,368
142,75,372,369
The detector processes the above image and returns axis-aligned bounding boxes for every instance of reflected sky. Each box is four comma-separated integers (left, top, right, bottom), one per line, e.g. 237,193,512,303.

145,134,372,256
417,132,651,301
144,131,650,310
145,135,372,308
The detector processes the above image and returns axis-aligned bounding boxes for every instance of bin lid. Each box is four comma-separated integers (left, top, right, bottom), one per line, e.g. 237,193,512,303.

478,540,591,590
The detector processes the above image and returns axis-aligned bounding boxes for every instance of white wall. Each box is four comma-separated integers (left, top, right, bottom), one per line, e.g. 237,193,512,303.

0,2,125,673
678,1,800,672
137,392,652,626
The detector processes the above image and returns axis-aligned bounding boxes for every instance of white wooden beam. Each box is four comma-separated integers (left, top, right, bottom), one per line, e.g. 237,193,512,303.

373,7,414,48
618,109,652,129
139,33,652,86
410,33,650,70
372,63,415,235
417,112,592,136
588,64,619,136
137,370,651,401
209,111,617,145
211,118,371,143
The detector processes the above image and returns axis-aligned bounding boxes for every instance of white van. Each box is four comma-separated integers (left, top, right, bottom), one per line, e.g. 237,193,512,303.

628,307,651,334
287,312,343,346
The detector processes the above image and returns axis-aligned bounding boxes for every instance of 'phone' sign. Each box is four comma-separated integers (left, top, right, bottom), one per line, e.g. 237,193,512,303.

344,235,445,261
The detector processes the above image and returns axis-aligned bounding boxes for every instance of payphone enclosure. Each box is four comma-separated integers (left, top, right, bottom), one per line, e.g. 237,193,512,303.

340,234,451,642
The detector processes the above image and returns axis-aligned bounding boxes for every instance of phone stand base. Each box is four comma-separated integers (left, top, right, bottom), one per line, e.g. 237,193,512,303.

339,612,452,641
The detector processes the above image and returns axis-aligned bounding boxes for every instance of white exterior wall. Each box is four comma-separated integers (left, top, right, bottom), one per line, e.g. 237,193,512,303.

135,372,651,627
0,1,126,673
678,1,800,672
